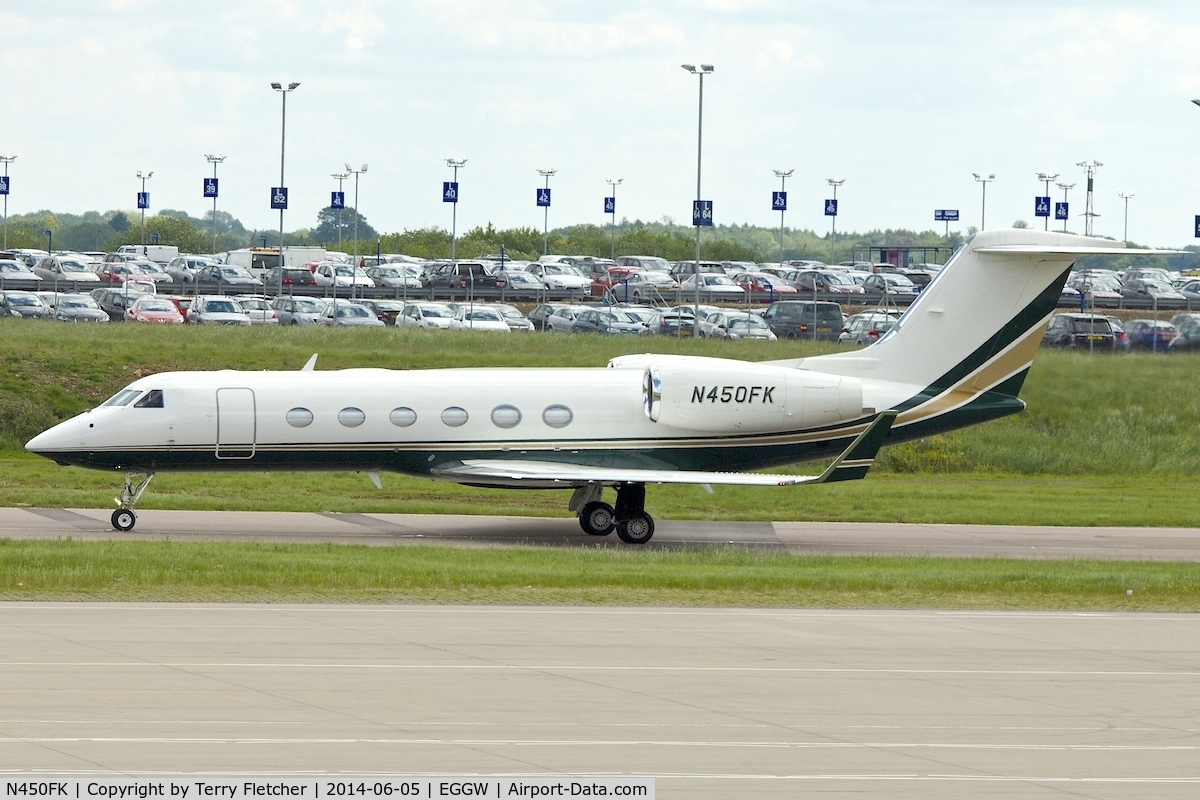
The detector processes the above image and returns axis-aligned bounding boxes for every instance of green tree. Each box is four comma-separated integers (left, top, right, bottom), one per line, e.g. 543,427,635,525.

312,206,376,247
108,212,131,233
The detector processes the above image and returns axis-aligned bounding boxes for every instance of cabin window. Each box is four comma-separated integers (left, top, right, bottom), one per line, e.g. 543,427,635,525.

542,404,573,428
390,407,417,427
441,407,469,427
338,407,366,427
100,389,142,408
286,408,313,428
133,389,164,408
491,405,522,429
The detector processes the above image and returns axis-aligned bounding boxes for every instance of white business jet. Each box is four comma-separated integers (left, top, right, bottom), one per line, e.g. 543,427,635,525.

26,230,1151,544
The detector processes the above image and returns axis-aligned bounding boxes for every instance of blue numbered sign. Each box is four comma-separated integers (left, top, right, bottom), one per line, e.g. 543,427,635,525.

270,187,288,210
604,196,615,214
443,182,458,203
536,188,551,208
137,192,149,210
1055,202,1068,221
203,178,219,198
1195,216,1200,238
824,199,838,216
1034,196,1050,217
693,200,713,227
934,209,959,221
0,176,10,195
772,191,787,211
330,191,345,210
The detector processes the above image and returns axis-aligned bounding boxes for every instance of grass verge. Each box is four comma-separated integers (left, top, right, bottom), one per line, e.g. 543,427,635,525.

1,539,1196,610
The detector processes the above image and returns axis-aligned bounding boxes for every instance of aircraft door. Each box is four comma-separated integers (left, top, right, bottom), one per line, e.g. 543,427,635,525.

215,387,256,459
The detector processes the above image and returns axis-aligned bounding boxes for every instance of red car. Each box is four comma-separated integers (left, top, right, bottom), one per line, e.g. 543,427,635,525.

590,266,643,297
731,271,798,296
125,296,185,324
96,262,156,284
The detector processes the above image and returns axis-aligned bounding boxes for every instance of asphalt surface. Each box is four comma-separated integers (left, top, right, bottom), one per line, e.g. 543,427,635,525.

4,506,1200,560
1,604,1198,798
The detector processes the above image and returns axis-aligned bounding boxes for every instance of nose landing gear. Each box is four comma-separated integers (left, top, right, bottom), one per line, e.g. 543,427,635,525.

111,472,154,532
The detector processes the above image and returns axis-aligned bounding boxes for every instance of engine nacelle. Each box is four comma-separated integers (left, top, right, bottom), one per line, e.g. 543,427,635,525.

642,361,865,433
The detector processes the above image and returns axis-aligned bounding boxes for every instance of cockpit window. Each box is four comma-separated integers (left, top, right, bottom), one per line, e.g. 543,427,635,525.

134,389,164,408
101,389,143,407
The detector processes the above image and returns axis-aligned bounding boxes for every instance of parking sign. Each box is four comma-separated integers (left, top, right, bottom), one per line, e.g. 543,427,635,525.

0,176,9,195
934,209,959,221
1034,196,1050,217
824,199,838,216
536,188,551,208
772,191,787,211
203,178,219,199
330,191,345,210
137,192,149,210
443,181,458,203
693,200,713,227
270,187,288,210
604,196,615,214
1195,215,1200,238
1055,202,1068,221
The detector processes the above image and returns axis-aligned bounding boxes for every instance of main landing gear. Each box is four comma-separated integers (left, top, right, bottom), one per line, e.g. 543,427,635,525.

570,483,655,545
111,472,154,532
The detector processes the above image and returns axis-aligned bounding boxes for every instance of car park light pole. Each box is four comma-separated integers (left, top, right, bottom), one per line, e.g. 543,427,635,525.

1117,191,1134,242
446,158,467,261
1056,181,1075,233
605,177,622,260
826,177,844,262
136,170,153,249
331,171,349,251
346,163,368,266
271,81,300,294
682,63,714,337
774,169,793,264
537,168,557,256
972,173,994,231
1077,160,1102,236
205,154,225,254
0,155,14,250
1035,171,1058,231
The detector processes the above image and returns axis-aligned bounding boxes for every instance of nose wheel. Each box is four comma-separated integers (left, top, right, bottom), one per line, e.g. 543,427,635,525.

111,507,137,531
112,472,154,532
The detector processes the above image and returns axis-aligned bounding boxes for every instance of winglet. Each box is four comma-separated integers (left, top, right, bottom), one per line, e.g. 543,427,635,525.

811,411,897,484
301,353,318,371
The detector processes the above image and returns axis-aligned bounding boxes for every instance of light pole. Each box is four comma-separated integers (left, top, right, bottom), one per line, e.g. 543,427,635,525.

972,173,994,231
136,170,153,249
605,177,622,260
1077,160,1102,236
774,169,793,264
271,81,300,289
0,155,14,250
446,158,466,261
537,168,557,256
331,171,349,251
44,229,52,255
345,163,368,266
205,154,225,253
1056,181,1075,233
682,63,714,336
826,178,844,262
1035,171,1058,231
1117,192,1134,242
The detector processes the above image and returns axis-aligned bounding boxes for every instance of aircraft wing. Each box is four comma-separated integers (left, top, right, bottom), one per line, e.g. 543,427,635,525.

433,411,896,488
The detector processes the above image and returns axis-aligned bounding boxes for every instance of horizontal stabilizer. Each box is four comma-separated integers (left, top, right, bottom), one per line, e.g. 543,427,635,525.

433,412,897,488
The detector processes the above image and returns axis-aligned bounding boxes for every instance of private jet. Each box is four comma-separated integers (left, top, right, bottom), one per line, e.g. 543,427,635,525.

26,230,1153,543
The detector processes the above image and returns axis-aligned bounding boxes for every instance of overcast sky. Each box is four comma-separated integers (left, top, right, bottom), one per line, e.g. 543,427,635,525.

4,1,1200,248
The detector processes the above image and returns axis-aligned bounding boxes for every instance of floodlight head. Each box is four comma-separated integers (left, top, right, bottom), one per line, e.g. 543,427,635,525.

1193,99,1200,107
446,158,467,168
361,164,368,173
774,169,794,178
606,177,623,186
0,155,17,164
827,177,845,186
205,154,226,163
538,168,557,177
681,64,697,73
288,82,300,90
331,172,349,179
700,64,715,73
270,82,282,90
345,163,353,172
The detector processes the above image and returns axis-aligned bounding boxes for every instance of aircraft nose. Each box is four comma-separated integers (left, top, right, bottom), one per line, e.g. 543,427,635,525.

25,418,83,456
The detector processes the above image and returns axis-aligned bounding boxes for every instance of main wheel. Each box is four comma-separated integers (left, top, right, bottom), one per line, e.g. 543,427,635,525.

616,513,655,544
111,507,136,532
579,501,616,536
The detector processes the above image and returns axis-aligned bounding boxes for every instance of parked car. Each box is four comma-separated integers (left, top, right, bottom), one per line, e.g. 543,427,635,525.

318,302,386,327
272,296,327,326
1167,317,1200,352
527,303,565,331
677,273,748,300
545,304,592,333
1,290,51,318
612,271,679,302
616,255,672,273
668,260,726,280
570,308,647,335
0,259,44,284
1041,313,1116,349
840,311,900,346
187,295,252,326
46,293,108,322
761,300,845,341
640,309,697,337
731,271,798,297
312,262,374,288
262,266,317,287
703,311,777,340
365,264,423,289
786,269,864,295
195,265,263,288
92,287,149,321
397,301,458,329
1123,319,1177,350
125,297,185,324
525,262,591,294
233,295,280,325
33,256,100,285
424,261,504,290
861,273,920,297
498,269,544,296
1176,279,1200,303
1120,278,1186,305
357,298,408,325
165,256,217,283
492,304,535,332
451,304,511,332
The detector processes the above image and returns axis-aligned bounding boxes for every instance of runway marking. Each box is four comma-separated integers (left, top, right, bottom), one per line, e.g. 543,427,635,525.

2,661,1197,676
